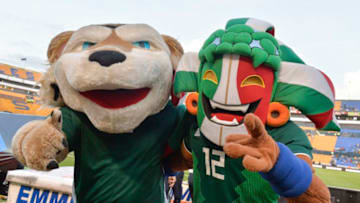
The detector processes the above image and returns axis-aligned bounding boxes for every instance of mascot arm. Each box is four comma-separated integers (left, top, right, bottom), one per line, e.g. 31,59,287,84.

59,106,81,151
12,109,69,170
285,154,331,203
259,143,312,197
163,105,194,171
224,113,330,202
163,139,193,171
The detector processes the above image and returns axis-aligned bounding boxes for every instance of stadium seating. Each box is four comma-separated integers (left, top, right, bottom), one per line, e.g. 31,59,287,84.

334,157,357,167
306,135,337,165
333,137,360,167
307,135,338,151
312,154,333,164
306,135,360,167
335,137,360,153
0,90,52,116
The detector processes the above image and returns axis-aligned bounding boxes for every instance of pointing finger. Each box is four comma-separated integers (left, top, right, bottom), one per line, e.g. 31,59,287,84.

242,155,271,172
244,113,267,140
223,143,262,159
225,134,252,145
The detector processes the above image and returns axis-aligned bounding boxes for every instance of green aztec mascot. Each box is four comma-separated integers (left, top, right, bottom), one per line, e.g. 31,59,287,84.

172,18,339,203
11,23,187,202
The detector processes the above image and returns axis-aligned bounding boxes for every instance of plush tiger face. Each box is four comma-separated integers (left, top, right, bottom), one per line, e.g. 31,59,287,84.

41,24,183,133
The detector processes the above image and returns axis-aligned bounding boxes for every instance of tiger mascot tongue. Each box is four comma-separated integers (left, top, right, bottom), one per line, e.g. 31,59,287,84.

12,23,186,202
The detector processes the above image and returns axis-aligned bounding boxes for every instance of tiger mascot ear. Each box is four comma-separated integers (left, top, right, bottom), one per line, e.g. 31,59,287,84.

40,31,73,107
47,31,73,64
161,35,184,105
161,34,184,71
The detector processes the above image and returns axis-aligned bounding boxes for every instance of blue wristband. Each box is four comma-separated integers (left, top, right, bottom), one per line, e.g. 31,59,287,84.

260,142,312,197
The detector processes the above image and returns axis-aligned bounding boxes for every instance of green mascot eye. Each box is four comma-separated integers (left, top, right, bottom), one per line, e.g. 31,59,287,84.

203,70,218,84
133,41,150,49
82,41,96,50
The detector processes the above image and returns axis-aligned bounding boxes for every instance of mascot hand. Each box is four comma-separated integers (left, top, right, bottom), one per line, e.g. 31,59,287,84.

223,113,279,172
12,109,68,170
224,113,313,197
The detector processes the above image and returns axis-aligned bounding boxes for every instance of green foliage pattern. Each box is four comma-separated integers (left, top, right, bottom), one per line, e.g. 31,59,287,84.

198,24,281,71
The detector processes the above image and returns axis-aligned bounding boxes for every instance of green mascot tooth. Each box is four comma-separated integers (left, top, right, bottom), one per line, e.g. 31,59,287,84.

252,48,268,67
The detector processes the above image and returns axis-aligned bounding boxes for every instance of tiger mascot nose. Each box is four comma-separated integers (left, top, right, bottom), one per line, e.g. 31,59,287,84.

89,50,126,67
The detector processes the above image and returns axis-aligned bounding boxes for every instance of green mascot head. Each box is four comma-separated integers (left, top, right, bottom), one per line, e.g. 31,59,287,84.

174,18,339,146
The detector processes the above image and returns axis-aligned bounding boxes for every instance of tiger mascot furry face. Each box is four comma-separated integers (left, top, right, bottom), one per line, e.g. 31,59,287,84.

42,23,182,133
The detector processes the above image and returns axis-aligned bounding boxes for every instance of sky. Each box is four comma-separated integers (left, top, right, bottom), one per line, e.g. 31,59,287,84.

0,0,359,99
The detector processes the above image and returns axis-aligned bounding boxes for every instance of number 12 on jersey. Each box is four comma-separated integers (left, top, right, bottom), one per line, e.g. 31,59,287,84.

202,147,225,180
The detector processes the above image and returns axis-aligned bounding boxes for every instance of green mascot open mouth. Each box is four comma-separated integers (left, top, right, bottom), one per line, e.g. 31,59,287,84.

202,93,260,126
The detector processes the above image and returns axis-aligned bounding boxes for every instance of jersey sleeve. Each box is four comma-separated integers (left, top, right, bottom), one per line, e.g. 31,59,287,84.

60,106,81,152
267,121,313,158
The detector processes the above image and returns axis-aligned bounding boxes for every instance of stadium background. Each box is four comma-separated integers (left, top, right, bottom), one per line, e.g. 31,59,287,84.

0,62,359,202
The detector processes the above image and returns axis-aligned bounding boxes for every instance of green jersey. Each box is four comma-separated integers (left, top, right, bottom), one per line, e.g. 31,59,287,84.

60,102,186,203
184,117,312,203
